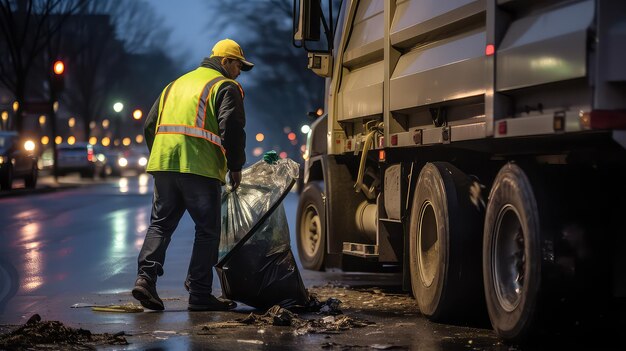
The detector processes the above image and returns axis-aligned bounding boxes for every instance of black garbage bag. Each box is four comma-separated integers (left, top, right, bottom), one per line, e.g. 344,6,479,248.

216,156,309,309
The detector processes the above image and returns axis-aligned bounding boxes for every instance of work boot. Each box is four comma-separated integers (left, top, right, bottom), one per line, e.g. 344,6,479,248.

188,294,237,311
132,277,164,311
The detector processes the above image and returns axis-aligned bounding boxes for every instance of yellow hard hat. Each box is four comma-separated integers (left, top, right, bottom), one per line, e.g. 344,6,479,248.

210,39,254,71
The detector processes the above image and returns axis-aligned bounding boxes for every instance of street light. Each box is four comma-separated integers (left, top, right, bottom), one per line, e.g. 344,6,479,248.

301,125,311,134
133,109,142,120
1,111,7,130
113,102,124,140
113,102,124,113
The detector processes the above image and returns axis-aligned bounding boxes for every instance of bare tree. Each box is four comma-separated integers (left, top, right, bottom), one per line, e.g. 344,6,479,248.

0,0,86,131
59,0,171,140
205,0,326,157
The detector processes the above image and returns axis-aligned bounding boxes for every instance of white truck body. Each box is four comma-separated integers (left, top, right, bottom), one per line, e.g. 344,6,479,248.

294,0,626,341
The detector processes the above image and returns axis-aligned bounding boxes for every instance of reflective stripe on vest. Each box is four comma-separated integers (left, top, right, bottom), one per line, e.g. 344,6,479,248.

196,76,225,128
157,124,224,152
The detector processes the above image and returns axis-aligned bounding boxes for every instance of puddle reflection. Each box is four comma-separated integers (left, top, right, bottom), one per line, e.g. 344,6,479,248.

20,221,43,293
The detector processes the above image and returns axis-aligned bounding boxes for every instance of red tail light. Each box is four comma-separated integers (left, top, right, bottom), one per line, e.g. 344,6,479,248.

485,44,495,56
580,110,626,130
87,148,94,162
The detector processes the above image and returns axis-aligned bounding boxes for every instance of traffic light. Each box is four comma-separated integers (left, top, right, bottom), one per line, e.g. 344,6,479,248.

52,60,65,93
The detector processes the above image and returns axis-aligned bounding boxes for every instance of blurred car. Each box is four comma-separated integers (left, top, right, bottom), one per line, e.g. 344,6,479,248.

108,147,148,176
55,142,109,178
0,131,38,190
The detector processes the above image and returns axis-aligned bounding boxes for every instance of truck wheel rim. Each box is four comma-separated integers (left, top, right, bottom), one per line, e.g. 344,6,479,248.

301,204,321,258
418,201,438,288
493,205,525,312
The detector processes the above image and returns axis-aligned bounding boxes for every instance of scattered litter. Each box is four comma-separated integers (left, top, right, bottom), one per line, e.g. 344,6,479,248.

92,303,143,313
257,329,266,334
201,321,248,330
199,304,373,336
370,344,407,350
237,339,264,345
306,295,343,315
321,342,362,349
0,314,127,349
70,303,96,308
320,342,407,350
307,284,419,313
153,330,177,334
71,302,143,313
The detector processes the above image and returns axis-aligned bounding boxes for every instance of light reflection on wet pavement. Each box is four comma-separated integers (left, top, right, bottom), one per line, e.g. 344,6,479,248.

0,175,623,350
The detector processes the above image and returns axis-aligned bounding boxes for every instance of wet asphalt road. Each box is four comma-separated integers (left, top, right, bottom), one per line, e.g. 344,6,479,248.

0,175,622,350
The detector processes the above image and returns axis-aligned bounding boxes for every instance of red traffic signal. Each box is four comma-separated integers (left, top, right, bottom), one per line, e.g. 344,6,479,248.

52,60,66,93
53,60,65,75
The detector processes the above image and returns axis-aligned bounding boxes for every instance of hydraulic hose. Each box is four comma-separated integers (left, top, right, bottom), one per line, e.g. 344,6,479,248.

354,121,383,200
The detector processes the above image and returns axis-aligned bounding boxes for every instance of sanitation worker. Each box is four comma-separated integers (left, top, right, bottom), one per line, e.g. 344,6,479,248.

132,39,252,311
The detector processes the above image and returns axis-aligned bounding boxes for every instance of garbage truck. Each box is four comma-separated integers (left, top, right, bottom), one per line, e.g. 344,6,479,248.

292,0,626,342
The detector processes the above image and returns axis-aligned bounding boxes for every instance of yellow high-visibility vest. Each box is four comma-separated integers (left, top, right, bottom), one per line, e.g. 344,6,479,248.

146,67,243,183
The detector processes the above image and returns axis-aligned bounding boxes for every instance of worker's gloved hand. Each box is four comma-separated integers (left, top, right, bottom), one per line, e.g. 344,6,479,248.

229,171,242,191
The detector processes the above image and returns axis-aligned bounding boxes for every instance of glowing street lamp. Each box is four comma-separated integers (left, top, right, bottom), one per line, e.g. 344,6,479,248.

300,125,310,134
133,109,143,120
113,102,124,113
113,102,124,139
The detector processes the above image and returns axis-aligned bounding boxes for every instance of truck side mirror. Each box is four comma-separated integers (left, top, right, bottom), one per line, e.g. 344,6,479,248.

294,0,321,42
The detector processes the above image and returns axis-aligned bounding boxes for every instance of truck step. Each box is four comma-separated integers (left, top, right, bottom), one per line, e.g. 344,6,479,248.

342,242,379,258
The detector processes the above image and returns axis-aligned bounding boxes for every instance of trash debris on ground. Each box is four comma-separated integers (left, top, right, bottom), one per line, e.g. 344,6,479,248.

0,314,127,350
152,330,178,340
306,295,343,315
237,339,264,345
199,304,374,336
308,283,420,314
70,302,143,313
216,157,309,309
91,303,143,313
320,342,408,350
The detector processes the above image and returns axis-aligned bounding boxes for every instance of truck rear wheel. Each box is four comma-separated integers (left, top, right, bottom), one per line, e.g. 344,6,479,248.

296,181,326,270
483,163,541,342
409,162,485,321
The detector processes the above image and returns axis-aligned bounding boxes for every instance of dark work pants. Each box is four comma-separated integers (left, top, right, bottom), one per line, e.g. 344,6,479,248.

137,171,221,296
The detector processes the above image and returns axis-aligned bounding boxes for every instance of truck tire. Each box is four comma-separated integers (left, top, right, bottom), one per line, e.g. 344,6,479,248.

483,163,541,342
409,162,485,321
296,181,326,270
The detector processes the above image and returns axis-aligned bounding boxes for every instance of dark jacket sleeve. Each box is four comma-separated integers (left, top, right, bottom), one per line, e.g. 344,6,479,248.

215,82,246,171
143,96,160,152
